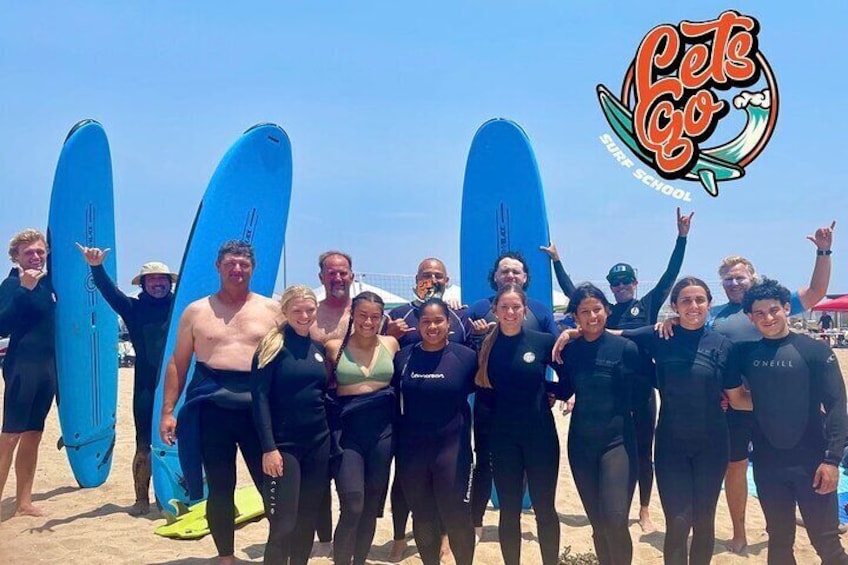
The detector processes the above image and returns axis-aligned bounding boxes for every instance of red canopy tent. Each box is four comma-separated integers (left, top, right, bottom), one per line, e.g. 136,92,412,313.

812,295,848,312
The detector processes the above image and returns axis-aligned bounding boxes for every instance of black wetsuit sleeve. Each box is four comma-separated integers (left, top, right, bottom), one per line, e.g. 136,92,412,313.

91,264,134,320
552,260,577,299
623,339,653,391
620,326,656,356
814,346,848,464
551,354,574,400
642,236,686,322
250,353,279,454
0,277,26,337
719,338,742,390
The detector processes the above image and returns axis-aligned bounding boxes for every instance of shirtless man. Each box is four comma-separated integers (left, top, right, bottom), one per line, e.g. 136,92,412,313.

311,250,355,344
158,240,280,564
310,250,355,555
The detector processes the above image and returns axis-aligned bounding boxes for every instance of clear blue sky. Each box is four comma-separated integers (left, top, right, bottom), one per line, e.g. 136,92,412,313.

2,2,845,303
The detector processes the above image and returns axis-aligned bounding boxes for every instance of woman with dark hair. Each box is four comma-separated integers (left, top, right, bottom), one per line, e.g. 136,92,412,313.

251,285,329,564
561,277,751,565
476,284,565,565
556,283,645,565
324,291,400,565
394,297,477,565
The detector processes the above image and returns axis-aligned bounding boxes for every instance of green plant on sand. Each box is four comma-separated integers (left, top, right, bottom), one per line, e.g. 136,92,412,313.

559,545,600,565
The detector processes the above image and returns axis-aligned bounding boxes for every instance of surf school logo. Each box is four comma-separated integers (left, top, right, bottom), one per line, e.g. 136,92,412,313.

597,10,778,197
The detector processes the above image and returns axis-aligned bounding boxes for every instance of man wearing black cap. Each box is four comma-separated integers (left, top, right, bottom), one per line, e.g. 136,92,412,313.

542,207,693,532
78,244,177,516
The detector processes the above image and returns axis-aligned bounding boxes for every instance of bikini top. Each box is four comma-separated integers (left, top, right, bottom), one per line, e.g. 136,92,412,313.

335,342,395,386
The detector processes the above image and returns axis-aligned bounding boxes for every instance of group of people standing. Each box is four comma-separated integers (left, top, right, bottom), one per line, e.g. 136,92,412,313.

0,212,846,565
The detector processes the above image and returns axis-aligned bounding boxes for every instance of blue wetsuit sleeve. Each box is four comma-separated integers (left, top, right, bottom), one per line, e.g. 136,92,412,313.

552,260,577,298
529,300,559,336
91,265,134,320
250,353,279,454
810,341,848,463
642,236,687,322
789,291,804,316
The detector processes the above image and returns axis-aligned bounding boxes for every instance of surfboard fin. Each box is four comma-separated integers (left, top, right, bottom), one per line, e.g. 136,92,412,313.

57,437,65,450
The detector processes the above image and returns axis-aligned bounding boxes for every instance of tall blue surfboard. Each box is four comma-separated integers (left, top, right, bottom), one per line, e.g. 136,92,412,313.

48,119,119,488
460,118,553,509
151,123,292,515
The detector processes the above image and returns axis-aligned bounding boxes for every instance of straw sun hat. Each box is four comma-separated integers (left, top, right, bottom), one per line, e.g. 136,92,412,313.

131,262,179,286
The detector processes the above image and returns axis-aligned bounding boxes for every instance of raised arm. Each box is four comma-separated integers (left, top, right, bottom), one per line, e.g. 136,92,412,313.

644,208,692,321
77,243,133,318
159,305,196,444
798,221,835,310
540,242,577,298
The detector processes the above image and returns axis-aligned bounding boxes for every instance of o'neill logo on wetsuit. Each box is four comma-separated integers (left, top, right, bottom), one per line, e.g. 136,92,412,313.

752,359,793,368
597,10,778,200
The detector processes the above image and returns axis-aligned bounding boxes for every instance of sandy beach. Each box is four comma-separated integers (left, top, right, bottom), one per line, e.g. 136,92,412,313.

1,349,847,564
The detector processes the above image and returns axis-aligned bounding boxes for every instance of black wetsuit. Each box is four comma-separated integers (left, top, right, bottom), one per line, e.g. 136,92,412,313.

178,362,263,557
487,329,564,565
730,332,848,565
251,326,330,565
553,235,686,511
0,269,56,433
394,342,477,565
90,265,171,451
466,296,557,528
385,300,472,542
556,333,644,565
622,325,739,565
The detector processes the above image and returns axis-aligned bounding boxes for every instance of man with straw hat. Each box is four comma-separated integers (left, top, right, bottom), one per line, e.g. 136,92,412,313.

77,244,177,516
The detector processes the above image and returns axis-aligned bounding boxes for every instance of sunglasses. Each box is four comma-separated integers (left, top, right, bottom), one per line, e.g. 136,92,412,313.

610,278,635,287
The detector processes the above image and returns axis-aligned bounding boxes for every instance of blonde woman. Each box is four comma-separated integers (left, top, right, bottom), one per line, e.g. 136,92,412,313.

251,285,330,564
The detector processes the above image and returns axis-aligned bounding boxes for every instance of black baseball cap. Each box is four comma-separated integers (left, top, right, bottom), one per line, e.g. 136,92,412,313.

606,263,637,283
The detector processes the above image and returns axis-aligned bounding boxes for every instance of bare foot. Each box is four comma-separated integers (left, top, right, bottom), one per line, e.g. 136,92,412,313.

128,500,150,516
388,538,407,562
440,534,453,563
14,504,44,517
311,541,333,558
724,538,748,554
638,506,656,534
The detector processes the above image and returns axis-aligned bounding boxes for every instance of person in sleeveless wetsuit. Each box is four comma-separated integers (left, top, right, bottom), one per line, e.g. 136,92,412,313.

159,241,279,564
554,284,647,565
78,245,177,516
731,278,848,565
0,229,55,519
465,252,558,539
324,291,400,565
542,207,692,532
476,284,566,565
251,285,330,565
393,297,477,565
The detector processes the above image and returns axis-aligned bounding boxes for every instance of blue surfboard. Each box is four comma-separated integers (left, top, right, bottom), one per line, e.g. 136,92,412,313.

460,118,553,510
151,123,293,515
48,119,119,488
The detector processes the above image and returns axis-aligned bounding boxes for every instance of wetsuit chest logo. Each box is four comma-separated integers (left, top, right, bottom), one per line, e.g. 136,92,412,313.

314,352,324,363
523,352,536,363
630,306,640,317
